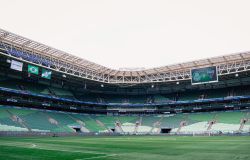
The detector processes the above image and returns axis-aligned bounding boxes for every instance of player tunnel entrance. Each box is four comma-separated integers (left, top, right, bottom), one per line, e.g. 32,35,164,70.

160,128,172,133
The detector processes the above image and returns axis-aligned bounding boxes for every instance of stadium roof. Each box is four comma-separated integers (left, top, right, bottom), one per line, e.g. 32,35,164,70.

1,28,250,84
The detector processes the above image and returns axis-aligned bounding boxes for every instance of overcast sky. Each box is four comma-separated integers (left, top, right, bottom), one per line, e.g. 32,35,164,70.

1,0,250,69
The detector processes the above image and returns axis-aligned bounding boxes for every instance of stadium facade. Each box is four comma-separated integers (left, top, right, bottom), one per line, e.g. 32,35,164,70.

0,28,250,135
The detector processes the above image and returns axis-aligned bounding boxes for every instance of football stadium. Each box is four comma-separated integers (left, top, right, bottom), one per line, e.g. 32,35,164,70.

1,1,250,160
1,28,250,159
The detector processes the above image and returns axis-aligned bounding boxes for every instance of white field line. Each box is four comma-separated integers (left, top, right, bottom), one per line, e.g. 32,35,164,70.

0,140,117,154
71,137,177,141
2,138,250,144
0,141,106,155
17,138,178,145
75,154,117,160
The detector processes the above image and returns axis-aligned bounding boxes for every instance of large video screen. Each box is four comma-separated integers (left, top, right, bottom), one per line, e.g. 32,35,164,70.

191,66,218,85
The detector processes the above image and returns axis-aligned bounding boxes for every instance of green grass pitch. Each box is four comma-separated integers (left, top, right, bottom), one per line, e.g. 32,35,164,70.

0,136,250,160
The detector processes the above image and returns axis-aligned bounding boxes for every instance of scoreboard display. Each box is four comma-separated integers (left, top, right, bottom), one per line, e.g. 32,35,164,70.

191,66,218,85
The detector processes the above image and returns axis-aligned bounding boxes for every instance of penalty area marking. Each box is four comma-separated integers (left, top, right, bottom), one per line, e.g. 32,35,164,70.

75,154,117,160
31,144,37,148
